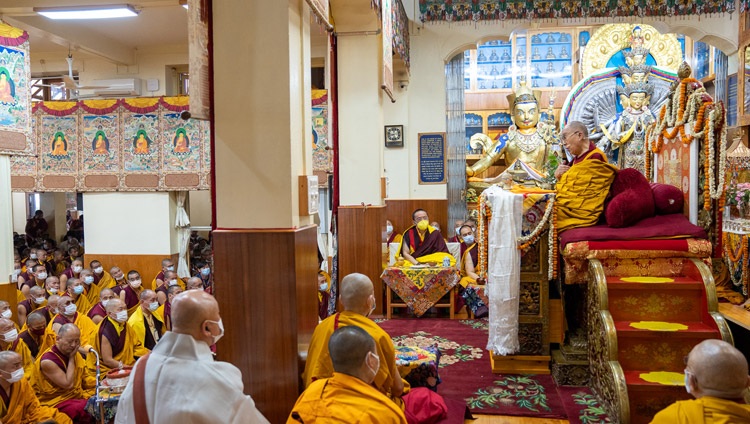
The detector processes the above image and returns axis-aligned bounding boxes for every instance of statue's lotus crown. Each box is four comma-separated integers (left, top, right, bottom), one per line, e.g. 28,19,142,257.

619,63,652,77
617,81,654,97
622,46,650,65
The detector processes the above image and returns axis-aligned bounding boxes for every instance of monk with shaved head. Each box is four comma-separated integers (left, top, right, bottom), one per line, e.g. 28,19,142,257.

127,289,164,350
0,350,72,424
41,295,96,356
651,339,750,423
87,288,116,325
87,298,147,378
289,326,407,423
0,317,33,376
303,273,406,408
18,312,47,359
114,290,269,423
32,323,96,423
18,285,46,327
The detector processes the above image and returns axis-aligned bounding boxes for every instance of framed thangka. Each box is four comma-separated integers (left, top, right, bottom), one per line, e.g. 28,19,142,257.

38,108,78,191
122,98,161,190
161,107,203,189
12,96,210,192
0,21,31,154
80,100,120,190
311,90,331,173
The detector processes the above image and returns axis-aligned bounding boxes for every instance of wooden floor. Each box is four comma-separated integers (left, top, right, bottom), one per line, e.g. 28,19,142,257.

467,416,567,423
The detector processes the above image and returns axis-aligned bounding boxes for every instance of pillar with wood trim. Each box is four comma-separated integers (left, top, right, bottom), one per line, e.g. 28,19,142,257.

332,0,388,314
211,1,318,422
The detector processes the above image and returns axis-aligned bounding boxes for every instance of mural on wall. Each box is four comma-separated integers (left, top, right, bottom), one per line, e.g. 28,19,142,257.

10,96,210,192
0,21,31,155
312,90,331,173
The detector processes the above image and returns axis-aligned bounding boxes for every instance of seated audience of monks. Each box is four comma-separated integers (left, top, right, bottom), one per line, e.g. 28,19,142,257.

43,296,96,356
290,326,407,423
651,339,750,423
399,209,454,267
304,273,405,407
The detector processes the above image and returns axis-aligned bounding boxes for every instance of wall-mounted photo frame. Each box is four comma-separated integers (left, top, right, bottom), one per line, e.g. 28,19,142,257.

385,125,404,148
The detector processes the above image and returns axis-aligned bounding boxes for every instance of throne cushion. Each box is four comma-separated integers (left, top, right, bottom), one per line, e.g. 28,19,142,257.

650,182,684,215
605,168,655,228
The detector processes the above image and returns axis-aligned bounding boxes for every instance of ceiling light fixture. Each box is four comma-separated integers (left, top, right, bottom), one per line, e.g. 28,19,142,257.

35,4,139,20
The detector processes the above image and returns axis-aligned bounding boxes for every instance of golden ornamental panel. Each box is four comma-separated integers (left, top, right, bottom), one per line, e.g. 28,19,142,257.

582,24,682,78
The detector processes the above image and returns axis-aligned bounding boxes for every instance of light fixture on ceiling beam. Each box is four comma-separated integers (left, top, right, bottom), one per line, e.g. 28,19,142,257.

34,4,139,20
179,0,188,9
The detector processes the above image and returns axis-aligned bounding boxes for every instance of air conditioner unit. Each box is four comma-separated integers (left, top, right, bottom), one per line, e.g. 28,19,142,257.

92,78,142,97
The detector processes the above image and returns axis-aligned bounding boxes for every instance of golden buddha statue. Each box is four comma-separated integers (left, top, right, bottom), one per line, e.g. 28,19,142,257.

466,82,557,185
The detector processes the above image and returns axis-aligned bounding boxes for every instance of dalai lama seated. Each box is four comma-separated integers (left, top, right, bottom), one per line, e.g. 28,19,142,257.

398,209,455,267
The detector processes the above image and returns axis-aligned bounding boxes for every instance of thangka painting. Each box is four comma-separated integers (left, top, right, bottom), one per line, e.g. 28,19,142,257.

312,90,331,173
39,114,78,191
12,96,210,192
0,21,31,155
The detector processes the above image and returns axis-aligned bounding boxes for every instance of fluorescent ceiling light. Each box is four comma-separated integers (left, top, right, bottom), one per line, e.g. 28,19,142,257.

35,5,139,20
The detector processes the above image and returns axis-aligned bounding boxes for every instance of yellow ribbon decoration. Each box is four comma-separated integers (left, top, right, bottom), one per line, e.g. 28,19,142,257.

629,321,688,331
620,276,675,283
639,371,684,386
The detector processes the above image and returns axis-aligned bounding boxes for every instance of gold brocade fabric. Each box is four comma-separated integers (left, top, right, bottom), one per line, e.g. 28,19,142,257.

562,239,712,284
381,267,459,317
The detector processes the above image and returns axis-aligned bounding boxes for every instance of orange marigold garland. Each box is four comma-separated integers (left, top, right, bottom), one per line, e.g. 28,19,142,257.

723,232,748,295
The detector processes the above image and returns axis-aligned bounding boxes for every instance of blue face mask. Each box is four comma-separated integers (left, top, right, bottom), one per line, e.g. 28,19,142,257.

463,235,475,245
201,268,210,276
73,285,84,295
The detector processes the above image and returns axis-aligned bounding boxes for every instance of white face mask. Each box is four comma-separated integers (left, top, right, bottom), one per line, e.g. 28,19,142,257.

319,283,328,291
130,280,142,289
205,319,224,345
463,235,475,245
101,299,110,308
168,279,179,287
115,310,128,323
456,227,462,236
64,304,77,315
166,266,174,272
386,224,393,235
83,276,94,285
29,254,37,260
0,310,11,320
36,272,47,280
34,297,46,305
48,288,58,295
3,328,17,343
72,266,82,273
148,301,159,311
73,285,84,295
93,267,103,275
684,371,692,395
3,367,23,384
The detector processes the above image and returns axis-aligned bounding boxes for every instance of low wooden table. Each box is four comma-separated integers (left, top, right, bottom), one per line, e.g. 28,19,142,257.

381,266,459,318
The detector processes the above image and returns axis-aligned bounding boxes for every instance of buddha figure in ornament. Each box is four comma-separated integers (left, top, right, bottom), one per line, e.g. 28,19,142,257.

466,81,558,191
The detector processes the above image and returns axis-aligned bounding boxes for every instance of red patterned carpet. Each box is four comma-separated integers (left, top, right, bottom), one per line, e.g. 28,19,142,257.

377,318,610,422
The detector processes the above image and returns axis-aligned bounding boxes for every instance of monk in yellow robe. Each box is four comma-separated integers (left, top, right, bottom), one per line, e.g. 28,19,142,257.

88,298,148,378
120,270,145,315
555,121,617,233
290,326,407,424
65,278,93,316
127,289,165,350
39,296,96,356
398,209,455,267
304,273,406,408
0,351,72,424
651,339,750,423
79,269,101,308
0,319,34,378
457,224,481,288
90,260,115,289
17,312,46,360
32,324,95,423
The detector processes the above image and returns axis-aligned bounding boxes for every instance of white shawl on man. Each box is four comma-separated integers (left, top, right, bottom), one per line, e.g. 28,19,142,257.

114,332,269,424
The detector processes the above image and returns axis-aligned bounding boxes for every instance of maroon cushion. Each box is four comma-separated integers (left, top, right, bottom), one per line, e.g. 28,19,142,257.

650,183,684,215
605,168,655,228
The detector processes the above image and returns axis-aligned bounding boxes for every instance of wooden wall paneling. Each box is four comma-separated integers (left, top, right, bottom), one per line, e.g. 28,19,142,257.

84,254,168,288
385,199,449,238
337,205,386,315
212,226,318,423
0,284,18,324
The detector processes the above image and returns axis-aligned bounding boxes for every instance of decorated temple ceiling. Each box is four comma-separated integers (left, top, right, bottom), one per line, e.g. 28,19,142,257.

418,0,738,22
